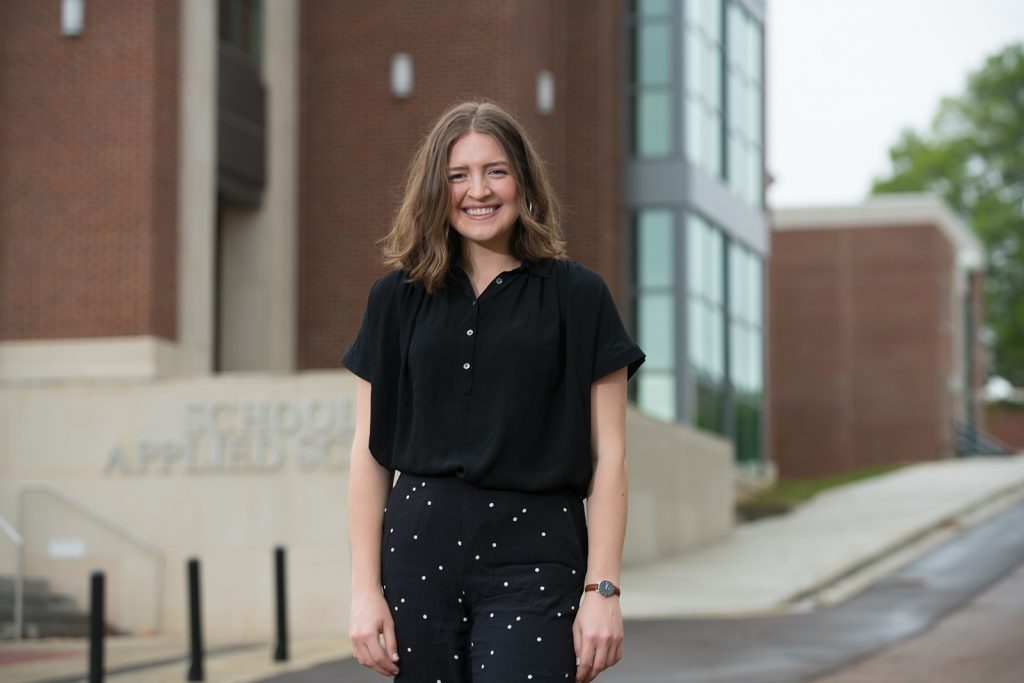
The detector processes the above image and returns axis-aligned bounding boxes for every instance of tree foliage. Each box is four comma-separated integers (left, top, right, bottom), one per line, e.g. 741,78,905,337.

871,42,1024,384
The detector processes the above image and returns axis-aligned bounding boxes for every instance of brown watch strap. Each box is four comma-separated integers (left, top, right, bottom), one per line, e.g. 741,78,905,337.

583,582,621,596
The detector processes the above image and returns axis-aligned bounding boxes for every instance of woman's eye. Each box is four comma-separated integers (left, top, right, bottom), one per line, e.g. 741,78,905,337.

489,169,508,176
448,173,466,181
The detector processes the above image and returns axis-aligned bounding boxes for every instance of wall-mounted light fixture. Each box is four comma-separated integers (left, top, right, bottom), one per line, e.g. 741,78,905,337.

536,70,555,115
61,0,85,37
390,53,414,98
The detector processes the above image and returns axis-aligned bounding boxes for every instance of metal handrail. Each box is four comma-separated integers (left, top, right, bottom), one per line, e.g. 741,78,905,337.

0,515,24,641
14,481,165,640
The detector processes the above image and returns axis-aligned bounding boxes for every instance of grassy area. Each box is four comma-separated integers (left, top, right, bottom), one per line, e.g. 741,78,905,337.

737,462,908,521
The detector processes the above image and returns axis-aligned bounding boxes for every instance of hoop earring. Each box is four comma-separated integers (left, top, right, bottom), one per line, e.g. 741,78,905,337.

526,200,534,216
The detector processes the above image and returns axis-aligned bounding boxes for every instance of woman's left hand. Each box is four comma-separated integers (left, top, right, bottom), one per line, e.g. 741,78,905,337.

572,594,624,682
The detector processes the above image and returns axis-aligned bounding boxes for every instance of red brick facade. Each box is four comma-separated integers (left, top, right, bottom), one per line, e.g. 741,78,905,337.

769,223,969,478
985,403,1024,450
0,0,179,341
297,0,625,369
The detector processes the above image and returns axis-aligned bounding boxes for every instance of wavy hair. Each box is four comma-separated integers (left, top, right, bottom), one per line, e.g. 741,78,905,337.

380,101,567,293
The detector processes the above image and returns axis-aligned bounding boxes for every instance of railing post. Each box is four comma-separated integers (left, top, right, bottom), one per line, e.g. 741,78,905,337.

273,546,288,662
89,571,104,683
187,558,204,681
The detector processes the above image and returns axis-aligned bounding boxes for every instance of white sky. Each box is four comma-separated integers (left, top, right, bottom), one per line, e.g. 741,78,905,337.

766,0,1024,208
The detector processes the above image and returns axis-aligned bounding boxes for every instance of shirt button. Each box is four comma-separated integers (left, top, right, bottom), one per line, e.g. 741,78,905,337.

495,277,503,284
463,362,471,370
466,329,474,336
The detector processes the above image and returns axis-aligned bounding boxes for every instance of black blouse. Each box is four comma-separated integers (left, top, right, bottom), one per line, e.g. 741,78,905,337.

341,258,645,498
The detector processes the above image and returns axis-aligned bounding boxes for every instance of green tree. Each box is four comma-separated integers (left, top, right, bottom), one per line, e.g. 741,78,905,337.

871,42,1024,384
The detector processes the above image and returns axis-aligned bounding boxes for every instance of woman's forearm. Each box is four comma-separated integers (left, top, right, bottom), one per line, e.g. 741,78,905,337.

583,457,628,585
347,378,393,593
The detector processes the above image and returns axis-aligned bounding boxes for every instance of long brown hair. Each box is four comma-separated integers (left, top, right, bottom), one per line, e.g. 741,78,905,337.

381,101,567,293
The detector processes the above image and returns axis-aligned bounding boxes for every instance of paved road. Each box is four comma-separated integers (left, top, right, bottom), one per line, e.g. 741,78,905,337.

260,500,1024,683
808,555,1024,683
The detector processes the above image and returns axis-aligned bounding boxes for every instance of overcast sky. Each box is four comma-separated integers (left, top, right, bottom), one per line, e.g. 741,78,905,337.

766,0,1024,208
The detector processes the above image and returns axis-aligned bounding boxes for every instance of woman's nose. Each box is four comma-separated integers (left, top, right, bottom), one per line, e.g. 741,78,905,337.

468,173,491,198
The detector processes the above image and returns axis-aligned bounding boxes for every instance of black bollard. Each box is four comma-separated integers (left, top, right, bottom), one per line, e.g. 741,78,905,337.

89,571,104,683
187,558,204,681
273,546,289,662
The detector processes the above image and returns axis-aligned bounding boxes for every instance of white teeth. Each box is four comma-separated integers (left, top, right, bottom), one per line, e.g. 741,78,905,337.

465,207,496,216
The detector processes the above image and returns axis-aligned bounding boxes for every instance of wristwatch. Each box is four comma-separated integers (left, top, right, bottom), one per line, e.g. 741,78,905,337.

584,580,621,598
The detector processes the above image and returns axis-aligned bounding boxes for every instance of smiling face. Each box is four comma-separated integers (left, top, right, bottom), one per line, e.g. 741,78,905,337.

447,132,520,255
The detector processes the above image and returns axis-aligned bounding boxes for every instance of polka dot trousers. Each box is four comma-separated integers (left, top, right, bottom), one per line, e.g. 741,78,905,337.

380,472,588,682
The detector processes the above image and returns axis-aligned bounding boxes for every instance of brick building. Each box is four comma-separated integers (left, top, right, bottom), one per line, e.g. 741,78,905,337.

768,195,987,478
0,0,766,638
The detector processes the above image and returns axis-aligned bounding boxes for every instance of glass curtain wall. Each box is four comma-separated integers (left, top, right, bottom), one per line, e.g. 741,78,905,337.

726,1,763,207
686,213,726,434
631,0,675,158
728,240,764,463
683,0,724,177
632,210,677,422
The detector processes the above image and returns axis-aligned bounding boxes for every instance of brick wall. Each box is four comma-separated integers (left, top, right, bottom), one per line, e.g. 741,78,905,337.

0,0,179,341
769,224,957,478
298,0,623,369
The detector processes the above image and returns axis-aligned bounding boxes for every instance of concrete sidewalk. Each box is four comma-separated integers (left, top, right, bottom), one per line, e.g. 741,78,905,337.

3,454,1023,683
621,454,1024,618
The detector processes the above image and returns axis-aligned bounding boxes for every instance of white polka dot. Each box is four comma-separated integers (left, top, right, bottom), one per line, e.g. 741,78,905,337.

537,637,542,642
400,598,405,603
393,606,398,611
390,528,394,533
421,482,425,486
541,532,546,537
407,647,412,652
421,575,426,581
504,581,509,587
457,540,462,546
475,554,481,560
513,516,518,522
482,664,486,669
507,624,512,629
534,568,540,572
390,547,395,552
427,500,432,505
557,612,562,617
454,654,459,660
516,616,521,621
563,507,568,512
489,502,494,507
413,534,418,540
522,508,527,513
438,565,444,570
463,616,468,622
571,605,575,610
405,494,410,499
540,586,545,591
489,612,494,617
492,542,497,548
422,613,428,619
571,570,576,574
528,675,533,680
412,487,417,491
490,650,495,655
458,597,462,603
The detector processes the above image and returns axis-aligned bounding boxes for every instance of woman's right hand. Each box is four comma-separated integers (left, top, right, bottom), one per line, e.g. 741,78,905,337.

349,588,400,677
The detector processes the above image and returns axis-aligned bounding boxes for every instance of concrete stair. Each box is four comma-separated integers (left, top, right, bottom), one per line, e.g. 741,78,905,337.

0,575,94,638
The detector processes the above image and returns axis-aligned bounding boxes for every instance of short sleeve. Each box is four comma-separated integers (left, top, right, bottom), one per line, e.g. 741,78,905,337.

591,277,646,382
340,282,378,382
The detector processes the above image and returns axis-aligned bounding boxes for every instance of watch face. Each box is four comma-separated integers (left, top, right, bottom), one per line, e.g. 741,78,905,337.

598,580,615,597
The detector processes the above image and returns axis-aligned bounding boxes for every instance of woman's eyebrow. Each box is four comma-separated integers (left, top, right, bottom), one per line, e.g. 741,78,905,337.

447,161,510,171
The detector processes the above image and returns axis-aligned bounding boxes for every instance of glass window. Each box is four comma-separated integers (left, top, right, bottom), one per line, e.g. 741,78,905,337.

637,210,674,288
219,0,262,63
636,91,673,157
639,294,675,370
638,23,672,86
639,372,677,422
637,0,672,16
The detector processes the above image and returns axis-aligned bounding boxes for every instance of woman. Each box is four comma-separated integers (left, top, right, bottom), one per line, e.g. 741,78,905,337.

343,101,644,682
